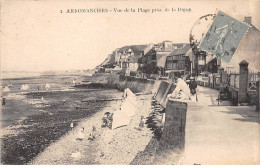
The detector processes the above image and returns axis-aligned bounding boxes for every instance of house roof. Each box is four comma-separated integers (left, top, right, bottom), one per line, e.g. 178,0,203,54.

168,45,191,56
155,42,189,51
172,43,189,48
144,48,156,56
157,56,167,68
248,23,260,32
156,51,171,60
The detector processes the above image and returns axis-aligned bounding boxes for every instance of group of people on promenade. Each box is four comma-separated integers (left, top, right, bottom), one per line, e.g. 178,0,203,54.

167,72,198,101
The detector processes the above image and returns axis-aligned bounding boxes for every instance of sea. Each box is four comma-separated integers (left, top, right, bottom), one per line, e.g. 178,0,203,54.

1,71,42,80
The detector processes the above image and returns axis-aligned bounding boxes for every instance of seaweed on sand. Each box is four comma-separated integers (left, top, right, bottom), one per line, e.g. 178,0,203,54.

1,90,117,165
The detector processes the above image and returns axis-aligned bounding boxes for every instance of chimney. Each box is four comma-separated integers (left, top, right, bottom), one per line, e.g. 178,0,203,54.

244,16,252,25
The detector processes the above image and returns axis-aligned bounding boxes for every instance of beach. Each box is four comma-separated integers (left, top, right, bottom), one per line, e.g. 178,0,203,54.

30,94,157,165
1,74,125,164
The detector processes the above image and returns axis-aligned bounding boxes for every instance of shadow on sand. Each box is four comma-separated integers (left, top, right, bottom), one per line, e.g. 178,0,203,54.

130,136,159,165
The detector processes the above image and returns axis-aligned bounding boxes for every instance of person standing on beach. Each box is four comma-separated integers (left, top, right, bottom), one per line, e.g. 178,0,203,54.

167,72,191,100
1,96,6,105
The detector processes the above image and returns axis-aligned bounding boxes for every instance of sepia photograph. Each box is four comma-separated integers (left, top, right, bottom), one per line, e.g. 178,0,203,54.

0,0,260,165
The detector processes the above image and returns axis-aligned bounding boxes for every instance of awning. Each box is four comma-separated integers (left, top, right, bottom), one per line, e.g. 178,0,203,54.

165,69,185,73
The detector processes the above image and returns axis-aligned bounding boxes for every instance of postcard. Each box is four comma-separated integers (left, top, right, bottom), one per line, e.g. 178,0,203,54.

1,0,259,165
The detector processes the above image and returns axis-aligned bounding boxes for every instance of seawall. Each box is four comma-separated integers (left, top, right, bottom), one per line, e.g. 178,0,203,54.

82,73,157,94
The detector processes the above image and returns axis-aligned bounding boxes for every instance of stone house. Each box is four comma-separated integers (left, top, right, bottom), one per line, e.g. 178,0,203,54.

118,45,151,75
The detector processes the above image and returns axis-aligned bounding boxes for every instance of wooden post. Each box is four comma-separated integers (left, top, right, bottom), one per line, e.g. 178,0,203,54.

238,60,249,104
213,75,215,89
219,67,224,85
256,81,259,112
190,62,193,75
256,72,260,112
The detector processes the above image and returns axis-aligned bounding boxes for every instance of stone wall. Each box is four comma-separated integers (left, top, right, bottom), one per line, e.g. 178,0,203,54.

153,99,187,164
88,73,156,93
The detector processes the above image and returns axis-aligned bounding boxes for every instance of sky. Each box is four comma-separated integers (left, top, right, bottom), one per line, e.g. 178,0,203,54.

1,0,259,72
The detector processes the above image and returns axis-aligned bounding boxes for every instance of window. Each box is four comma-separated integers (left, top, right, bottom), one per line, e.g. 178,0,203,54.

173,63,177,69
167,62,172,69
199,55,204,61
167,56,173,61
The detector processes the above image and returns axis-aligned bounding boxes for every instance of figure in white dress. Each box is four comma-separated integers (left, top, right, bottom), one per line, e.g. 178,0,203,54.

45,83,50,91
167,72,191,100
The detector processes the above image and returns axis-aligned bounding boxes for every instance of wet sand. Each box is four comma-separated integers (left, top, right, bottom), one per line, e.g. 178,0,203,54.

30,94,157,165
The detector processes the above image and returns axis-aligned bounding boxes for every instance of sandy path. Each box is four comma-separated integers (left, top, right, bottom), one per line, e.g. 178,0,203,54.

30,94,154,165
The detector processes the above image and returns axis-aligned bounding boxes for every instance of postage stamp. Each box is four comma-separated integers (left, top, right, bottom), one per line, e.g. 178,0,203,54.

199,10,249,63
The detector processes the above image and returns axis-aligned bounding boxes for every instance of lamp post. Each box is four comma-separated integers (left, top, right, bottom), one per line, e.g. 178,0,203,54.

189,14,216,76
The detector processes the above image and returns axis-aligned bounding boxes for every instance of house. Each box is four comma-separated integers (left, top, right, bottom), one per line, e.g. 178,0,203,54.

196,50,207,74
186,47,208,75
144,41,172,65
163,45,191,77
144,41,189,66
118,45,150,75
190,16,260,75
155,40,174,52
221,16,260,72
120,56,139,75
154,41,175,62
193,16,260,74
207,57,219,73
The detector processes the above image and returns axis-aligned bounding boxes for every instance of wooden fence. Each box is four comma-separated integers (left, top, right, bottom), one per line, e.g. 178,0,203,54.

229,73,239,89
197,69,259,106
217,71,258,91
248,72,258,92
